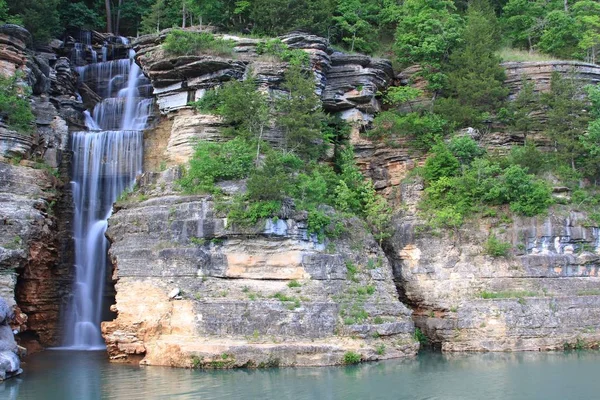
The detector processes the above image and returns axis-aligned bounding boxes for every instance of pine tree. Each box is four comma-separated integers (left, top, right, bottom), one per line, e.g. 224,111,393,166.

435,0,508,128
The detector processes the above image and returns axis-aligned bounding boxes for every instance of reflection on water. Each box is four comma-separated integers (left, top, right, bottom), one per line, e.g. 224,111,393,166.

2,350,599,399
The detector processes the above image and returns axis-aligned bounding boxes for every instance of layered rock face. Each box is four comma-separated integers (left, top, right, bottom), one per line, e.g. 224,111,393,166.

133,31,407,189
102,172,417,367
386,181,600,351
0,24,85,350
100,30,419,367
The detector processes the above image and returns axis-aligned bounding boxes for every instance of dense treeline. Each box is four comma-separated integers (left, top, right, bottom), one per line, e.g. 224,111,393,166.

2,0,598,63
1,0,598,231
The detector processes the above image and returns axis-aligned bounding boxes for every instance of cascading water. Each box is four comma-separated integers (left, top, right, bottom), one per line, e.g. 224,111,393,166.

62,40,153,350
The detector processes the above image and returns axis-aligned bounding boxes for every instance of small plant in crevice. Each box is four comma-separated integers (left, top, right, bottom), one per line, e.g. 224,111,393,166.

413,328,429,346
342,351,361,365
484,235,512,257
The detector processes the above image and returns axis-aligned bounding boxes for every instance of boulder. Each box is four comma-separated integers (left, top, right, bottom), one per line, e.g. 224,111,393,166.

0,298,21,380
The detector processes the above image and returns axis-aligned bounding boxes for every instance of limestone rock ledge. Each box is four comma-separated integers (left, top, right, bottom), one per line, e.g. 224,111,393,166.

102,171,418,367
386,181,600,352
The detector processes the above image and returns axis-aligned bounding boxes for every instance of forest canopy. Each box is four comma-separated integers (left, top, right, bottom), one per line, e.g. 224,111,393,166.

1,0,598,64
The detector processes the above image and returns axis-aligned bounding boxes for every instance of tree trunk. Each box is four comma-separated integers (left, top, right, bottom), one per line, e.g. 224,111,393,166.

182,1,186,28
115,0,123,35
105,0,113,34
564,0,568,12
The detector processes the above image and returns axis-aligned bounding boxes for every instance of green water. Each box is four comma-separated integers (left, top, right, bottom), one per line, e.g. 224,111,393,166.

1,350,599,399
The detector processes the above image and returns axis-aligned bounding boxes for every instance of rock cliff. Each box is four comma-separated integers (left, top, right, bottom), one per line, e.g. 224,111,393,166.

102,171,417,367
385,181,600,351
0,24,86,351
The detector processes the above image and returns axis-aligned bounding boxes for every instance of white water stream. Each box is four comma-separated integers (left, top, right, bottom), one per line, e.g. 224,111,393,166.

62,42,152,349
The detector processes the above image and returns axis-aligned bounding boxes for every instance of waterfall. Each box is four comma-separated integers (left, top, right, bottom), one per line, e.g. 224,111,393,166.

62,39,152,350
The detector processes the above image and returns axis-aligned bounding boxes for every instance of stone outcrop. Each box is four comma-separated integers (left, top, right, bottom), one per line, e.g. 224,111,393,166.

502,61,600,98
385,180,600,352
0,298,21,380
134,30,393,167
102,170,418,367
0,24,79,351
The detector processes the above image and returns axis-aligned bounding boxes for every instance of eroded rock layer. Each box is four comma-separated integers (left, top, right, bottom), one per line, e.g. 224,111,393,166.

102,172,418,367
386,181,600,351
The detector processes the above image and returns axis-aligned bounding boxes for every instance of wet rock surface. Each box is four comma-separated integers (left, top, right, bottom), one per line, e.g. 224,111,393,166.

0,298,22,380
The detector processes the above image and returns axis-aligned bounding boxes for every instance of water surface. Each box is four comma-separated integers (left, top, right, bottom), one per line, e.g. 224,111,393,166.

2,350,599,400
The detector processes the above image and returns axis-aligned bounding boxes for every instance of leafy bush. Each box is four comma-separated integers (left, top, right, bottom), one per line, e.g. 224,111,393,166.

422,142,460,182
0,73,34,134
178,137,255,193
226,198,282,226
342,351,361,365
413,327,428,345
420,142,553,228
163,30,234,56
484,235,511,257
369,111,446,151
447,136,485,167
255,39,310,65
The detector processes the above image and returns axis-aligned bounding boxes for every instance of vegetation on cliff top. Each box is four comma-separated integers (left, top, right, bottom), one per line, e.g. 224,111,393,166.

181,61,391,242
0,73,34,134
4,0,599,65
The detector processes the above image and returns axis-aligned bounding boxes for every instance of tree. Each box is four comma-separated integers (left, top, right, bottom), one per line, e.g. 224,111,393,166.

500,79,540,142
393,0,463,90
573,0,600,63
500,0,545,50
538,10,580,59
542,72,589,172
250,0,335,36
6,0,61,44
276,62,326,159
435,0,508,128
333,0,374,53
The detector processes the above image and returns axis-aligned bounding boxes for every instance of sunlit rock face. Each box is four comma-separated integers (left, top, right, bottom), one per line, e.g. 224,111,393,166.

385,180,600,352
102,169,418,367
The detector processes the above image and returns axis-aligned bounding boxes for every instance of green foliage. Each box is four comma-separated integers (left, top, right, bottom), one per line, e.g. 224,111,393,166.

333,0,376,53
0,73,34,134
500,0,545,50
59,1,103,31
178,137,255,193
420,142,552,229
287,280,301,288
447,136,485,167
6,0,60,44
226,198,281,226
369,111,447,151
480,290,538,299
249,0,335,36
503,143,549,176
255,39,310,65
484,235,512,257
436,0,508,128
499,79,540,142
163,30,234,56
381,86,423,107
342,351,361,365
574,1,600,63
276,62,326,159
413,327,428,345
422,141,460,182
247,152,300,201
394,0,463,89
538,10,580,59
542,72,590,177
